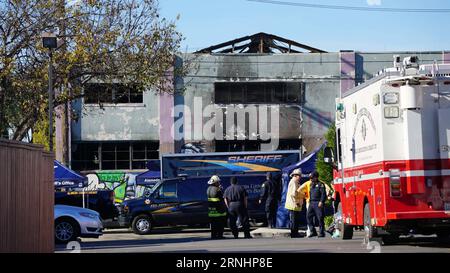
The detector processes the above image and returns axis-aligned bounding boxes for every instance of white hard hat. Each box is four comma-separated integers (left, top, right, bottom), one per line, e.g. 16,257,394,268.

290,168,302,177
208,175,221,185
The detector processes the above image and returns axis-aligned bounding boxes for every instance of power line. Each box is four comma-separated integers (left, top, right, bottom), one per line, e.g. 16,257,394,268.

246,0,450,13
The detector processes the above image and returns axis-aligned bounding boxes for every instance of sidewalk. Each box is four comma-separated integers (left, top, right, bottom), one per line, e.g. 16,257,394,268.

250,227,307,238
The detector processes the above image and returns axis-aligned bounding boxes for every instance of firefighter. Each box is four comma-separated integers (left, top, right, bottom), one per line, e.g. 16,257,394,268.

259,172,280,228
224,177,252,239
303,171,327,237
285,168,304,238
207,175,227,239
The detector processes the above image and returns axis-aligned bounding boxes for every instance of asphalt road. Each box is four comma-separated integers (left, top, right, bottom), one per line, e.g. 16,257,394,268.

55,228,450,253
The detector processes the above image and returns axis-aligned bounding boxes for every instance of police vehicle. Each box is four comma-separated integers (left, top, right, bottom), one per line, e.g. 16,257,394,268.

118,174,269,234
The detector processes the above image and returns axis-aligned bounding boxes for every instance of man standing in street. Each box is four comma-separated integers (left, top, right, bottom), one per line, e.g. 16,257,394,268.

285,168,304,238
298,171,333,236
259,172,280,228
298,171,333,212
224,177,252,239
207,175,227,239
303,171,327,237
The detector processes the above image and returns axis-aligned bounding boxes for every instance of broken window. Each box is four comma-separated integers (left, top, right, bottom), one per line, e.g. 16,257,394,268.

214,82,303,104
84,83,143,104
72,141,159,171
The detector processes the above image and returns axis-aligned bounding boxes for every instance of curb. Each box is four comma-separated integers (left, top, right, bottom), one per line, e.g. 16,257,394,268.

250,228,307,238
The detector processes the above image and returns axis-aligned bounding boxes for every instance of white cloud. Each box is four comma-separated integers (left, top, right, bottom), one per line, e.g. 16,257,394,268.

367,0,382,6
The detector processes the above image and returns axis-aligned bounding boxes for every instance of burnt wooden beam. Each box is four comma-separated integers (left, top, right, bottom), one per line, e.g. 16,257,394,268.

195,32,326,54
195,35,253,53
269,43,301,54
264,33,327,53
218,43,249,53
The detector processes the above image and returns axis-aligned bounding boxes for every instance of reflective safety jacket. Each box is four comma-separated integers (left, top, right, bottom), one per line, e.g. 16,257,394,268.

298,180,333,205
207,185,227,217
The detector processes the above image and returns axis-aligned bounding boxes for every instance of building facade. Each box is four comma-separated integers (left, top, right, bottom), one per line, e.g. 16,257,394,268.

70,33,450,176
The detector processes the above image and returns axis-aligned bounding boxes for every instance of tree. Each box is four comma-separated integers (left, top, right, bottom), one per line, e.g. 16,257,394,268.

31,108,54,151
316,123,336,185
0,0,184,143
316,123,336,227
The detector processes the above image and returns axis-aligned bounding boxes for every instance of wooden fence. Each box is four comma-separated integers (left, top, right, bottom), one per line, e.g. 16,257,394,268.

0,139,54,253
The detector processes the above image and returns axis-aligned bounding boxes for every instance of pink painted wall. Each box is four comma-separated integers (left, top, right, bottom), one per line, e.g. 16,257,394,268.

159,71,175,154
443,51,450,64
340,51,356,97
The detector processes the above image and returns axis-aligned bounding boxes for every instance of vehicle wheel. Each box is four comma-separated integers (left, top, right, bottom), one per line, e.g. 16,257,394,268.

336,203,353,240
55,218,80,244
363,203,377,242
132,214,153,235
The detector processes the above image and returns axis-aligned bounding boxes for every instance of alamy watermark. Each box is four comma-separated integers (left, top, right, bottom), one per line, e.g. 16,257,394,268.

171,97,281,150
66,241,81,253
362,237,382,253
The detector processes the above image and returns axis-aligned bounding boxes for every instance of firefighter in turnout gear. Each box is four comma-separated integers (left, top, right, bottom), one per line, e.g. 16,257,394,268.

207,175,227,239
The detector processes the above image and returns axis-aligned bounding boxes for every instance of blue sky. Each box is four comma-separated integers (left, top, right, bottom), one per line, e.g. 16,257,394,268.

159,0,450,53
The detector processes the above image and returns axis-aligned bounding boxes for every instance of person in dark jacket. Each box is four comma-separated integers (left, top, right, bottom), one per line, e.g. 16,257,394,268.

206,175,227,239
259,172,280,228
306,171,327,237
224,177,252,239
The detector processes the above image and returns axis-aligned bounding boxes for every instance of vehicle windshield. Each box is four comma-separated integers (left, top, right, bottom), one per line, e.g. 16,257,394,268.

148,180,164,196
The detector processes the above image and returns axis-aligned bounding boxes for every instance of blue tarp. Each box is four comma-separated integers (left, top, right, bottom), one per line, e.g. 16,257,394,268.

54,160,87,188
136,170,161,186
276,143,326,228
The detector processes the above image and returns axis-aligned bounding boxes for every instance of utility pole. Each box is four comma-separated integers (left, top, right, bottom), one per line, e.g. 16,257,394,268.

42,32,57,152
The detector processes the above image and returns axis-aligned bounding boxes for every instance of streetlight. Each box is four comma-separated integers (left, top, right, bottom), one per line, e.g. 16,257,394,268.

42,32,57,152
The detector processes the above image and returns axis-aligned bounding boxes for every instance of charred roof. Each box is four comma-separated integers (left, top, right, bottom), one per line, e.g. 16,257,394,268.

195,32,326,54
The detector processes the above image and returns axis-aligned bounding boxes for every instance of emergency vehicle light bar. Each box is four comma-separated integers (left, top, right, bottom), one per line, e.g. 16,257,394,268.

386,76,434,87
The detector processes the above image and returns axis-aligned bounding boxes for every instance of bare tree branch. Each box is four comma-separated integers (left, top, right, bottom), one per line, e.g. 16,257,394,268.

1,0,188,141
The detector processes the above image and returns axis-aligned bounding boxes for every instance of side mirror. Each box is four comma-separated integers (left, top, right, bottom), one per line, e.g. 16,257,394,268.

144,189,151,198
324,147,334,164
154,190,160,199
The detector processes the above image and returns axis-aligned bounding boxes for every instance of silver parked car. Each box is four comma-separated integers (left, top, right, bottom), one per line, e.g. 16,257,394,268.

54,205,103,244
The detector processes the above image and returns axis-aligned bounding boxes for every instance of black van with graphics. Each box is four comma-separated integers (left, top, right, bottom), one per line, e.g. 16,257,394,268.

117,174,271,234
